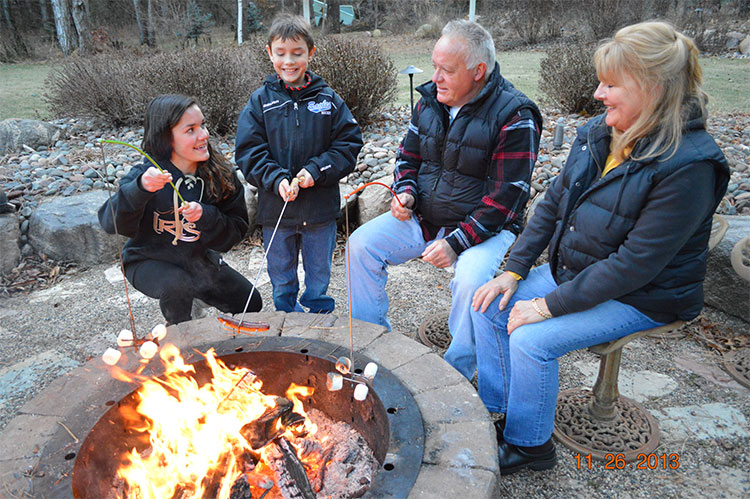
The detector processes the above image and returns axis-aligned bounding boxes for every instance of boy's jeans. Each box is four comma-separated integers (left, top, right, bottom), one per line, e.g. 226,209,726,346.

263,221,337,313
347,212,516,380
473,263,664,446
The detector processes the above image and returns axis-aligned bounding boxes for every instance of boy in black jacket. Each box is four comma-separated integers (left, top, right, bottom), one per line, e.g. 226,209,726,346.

235,14,363,313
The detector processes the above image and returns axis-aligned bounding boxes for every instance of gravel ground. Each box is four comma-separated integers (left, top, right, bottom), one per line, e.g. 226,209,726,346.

1,108,749,497
1,239,749,497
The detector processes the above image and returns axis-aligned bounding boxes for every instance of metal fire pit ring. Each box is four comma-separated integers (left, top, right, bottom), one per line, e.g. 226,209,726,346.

69,336,424,498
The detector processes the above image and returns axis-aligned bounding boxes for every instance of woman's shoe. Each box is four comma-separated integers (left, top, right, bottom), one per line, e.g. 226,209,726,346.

498,441,557,475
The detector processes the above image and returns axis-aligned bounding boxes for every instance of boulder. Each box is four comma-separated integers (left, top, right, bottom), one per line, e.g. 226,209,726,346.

0,119,66,155
28,190,126,266
740,35,750,55
0,213,21,275
415,23,437,38
357,174,393,225
704,215,750,323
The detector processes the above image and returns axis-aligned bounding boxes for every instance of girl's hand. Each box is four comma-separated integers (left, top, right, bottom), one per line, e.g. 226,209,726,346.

141,167,172,192
472,272,520,314
297,168,315,188
178,201,203,222
507,298,549,334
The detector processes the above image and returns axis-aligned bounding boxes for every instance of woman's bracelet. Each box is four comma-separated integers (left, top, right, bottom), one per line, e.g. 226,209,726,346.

531,298,553,319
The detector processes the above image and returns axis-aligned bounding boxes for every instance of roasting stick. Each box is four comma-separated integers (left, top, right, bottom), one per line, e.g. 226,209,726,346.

233,177,301,336
342,182,404,361
98,142,139,343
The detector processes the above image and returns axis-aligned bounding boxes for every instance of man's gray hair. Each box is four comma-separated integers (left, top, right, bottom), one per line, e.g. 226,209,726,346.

442,20,496,80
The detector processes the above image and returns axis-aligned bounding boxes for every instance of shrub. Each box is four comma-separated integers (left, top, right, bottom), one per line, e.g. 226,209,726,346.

45,46,268,134
539,42,604,115
310,36,396,127
506,0,565,45
577,0,642,40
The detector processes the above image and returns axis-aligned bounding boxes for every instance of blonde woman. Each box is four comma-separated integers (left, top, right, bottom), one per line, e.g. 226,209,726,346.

470,21,729,474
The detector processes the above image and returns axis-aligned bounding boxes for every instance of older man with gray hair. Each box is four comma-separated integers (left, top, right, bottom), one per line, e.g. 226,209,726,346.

348,20,542,380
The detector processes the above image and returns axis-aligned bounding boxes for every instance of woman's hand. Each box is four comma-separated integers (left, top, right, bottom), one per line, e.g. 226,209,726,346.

178,201,203,222
141,167,172,192
472,272,519,314
507,298,549,334
297,168,315,188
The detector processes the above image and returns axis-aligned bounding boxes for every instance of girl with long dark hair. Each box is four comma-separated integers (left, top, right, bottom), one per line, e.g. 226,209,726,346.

99,94,261,324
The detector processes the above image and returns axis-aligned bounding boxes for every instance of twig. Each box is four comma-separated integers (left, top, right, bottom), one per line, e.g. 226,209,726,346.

57,421,79,443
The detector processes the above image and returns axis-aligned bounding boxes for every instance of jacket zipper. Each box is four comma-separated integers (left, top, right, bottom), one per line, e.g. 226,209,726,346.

294,101,300,127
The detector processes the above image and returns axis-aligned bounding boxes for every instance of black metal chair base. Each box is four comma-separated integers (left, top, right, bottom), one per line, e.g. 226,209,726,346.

418,311,452,350
554,388,660,462
724,349,750,390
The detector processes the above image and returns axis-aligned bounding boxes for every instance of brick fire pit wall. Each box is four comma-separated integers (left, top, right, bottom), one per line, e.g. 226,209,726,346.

0,313,498,498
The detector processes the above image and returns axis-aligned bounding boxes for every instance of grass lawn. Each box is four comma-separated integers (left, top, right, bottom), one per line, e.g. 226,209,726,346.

1,44,747,121
0,62,53,121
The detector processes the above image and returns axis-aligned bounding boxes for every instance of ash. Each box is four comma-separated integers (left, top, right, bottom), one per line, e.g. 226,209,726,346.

262,408,380,499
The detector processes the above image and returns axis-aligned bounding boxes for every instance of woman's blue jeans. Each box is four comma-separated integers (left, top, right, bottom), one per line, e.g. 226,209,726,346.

473,263,664,447
263,221,337,313
347,212,516,380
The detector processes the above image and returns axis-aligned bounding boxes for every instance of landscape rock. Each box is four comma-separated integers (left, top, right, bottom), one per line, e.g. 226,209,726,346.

740,35,750,55
357,174,393,225
28,190,125,266
0,119,66,155
704,215,750,322
0,213,21,275
415,23,437,38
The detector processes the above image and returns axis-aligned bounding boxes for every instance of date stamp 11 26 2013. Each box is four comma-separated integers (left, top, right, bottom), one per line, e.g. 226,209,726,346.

575,453,680,470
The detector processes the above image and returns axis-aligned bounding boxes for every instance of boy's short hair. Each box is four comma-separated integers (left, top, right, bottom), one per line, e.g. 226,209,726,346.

267,13,315,50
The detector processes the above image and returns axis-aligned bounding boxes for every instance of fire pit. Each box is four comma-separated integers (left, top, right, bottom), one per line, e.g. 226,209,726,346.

72,337,422,498
0,313,499,498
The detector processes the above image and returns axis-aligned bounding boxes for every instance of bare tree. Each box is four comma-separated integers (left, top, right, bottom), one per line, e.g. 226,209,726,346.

132,0,154,46
50,0,77,54
326,0,340,33
70,0,92,53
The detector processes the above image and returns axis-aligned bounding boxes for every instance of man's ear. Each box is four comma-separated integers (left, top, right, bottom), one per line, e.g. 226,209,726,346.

265,44,273,60
474,62,487,82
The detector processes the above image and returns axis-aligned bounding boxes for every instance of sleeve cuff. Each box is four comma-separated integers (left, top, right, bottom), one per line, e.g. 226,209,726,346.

444,232,466,256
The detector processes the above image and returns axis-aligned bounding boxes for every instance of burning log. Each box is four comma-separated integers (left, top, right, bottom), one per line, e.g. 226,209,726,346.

239,397,305,449
268,437,317,499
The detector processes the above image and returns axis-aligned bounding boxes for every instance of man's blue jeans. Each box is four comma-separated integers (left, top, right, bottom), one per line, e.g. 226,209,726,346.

473,263,664,447
347,212,516,379
263,221,336,313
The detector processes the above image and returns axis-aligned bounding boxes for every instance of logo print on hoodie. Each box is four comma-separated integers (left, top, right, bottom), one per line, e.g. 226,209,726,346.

151,174,204,242
307,100,332,115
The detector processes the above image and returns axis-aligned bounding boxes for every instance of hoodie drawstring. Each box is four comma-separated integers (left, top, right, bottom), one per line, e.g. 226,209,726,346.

172,177,184,245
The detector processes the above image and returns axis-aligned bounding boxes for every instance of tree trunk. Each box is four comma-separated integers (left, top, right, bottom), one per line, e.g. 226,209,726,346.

326,0,340,33
70,0,92,53
39,0,54,40
131,0,146,45
237,0,242,45
50,0,77,55
145,0,155,46
1,0,29,59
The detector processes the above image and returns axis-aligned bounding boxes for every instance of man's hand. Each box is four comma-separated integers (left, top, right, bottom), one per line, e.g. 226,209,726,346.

421,239,457,268
140,167,172,193
390,192,414,221
178,201,203,222
472,272,520,314
278,178,300,201
297,168,315,188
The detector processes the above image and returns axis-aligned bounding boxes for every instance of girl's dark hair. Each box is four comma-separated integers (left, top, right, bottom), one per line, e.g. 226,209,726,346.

141,94,237,200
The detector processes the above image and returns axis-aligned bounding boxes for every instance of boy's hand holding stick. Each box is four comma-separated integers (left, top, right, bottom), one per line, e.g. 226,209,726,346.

279,177,301,201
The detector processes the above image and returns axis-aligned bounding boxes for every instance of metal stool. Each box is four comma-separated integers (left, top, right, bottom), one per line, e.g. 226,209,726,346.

553,320,684,461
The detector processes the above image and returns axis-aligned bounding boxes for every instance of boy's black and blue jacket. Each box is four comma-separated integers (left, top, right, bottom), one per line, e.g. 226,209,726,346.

235,71,363,227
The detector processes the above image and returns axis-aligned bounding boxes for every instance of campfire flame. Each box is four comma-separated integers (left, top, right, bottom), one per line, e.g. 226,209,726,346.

113,344,316,498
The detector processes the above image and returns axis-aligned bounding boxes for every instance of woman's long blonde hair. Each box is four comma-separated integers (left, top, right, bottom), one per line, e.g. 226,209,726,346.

593,21,708,162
